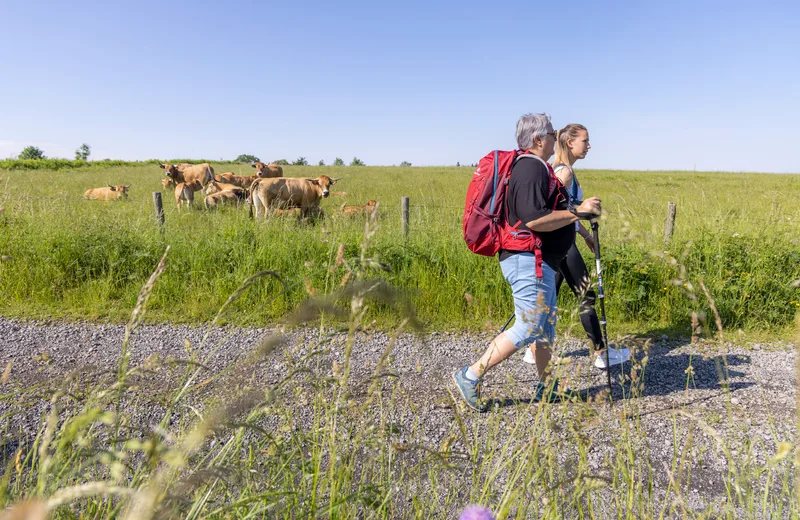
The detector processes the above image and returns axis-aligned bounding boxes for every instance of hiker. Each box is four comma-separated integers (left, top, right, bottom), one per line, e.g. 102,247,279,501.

521,124,631,369
453,113,602,410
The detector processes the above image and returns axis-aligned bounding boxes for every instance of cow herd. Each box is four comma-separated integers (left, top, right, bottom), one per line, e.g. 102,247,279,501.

82,161,379,220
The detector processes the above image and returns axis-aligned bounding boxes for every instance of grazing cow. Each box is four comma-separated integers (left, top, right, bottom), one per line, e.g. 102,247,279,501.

204,188,248,209
204,180,242,195
342,200,378,217
250,175,339,219
219,172,259,189
161,178,177,191
84,185,130,200
251,161,283,178
160,163,215,186
174,180,204,211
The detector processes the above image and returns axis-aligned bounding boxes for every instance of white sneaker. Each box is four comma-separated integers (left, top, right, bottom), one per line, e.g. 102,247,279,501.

522,348,536,364
594,347,631,369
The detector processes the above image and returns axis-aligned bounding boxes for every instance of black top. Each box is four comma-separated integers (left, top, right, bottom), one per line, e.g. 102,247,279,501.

499,156,575,269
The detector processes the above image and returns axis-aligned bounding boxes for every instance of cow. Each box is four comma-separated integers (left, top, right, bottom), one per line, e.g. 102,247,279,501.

204,188,248,209
204,180,242,195
161,178,177,191
251,161,283,178
249,175,340,219
174,180,204,211
84,185,130,200
160,163,215,186
219,172,259,189
342,200,378,217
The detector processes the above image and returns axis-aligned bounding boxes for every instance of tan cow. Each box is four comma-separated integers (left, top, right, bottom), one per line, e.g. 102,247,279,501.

251,161,283,178
160,163,215,186
84,185,130,200
204,188,248,209
342,200,378,217
250,175,339,219
219,172,259,189
174,180,204,211
204,180,242,195
161,178,177,191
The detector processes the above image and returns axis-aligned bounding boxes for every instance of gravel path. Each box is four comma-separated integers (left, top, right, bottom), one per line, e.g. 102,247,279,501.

0,317,796,515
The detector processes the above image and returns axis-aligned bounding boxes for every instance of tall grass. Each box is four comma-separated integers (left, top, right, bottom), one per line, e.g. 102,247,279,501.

0,213,795,518
0,165,798,338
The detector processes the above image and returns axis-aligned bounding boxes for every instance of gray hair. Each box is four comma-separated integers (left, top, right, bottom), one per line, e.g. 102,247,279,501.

515,113,551,150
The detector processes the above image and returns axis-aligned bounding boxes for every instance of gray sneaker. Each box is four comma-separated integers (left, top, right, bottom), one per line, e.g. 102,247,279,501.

452,367,484,412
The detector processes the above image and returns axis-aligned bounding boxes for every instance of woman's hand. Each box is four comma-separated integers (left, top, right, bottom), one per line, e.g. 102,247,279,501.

582,234,596,254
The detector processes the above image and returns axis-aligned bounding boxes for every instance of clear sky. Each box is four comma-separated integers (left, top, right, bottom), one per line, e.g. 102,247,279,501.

1,0,798,172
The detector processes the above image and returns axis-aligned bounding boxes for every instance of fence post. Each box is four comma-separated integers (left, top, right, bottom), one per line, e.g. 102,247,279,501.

664,201,676,243
153,192,165,230
401,196,409,237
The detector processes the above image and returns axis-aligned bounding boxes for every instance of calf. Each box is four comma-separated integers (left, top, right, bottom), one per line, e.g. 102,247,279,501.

250,175,340,219
204,180,242,195
84,185,130,200
252,161,283,178
174,180,204,211
160,162,215,186
342,200,378,217
204,188,248,209
161,178,177,191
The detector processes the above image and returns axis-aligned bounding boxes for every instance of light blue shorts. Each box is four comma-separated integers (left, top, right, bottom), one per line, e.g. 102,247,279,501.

499,253,558,348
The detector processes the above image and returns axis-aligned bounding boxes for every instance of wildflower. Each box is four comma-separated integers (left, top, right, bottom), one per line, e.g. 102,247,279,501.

460,505,496,520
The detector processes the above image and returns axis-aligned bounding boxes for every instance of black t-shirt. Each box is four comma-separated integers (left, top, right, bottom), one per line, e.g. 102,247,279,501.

498,156,575,269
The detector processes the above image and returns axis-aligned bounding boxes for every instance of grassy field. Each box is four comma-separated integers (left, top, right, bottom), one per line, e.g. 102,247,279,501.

0,163,799,340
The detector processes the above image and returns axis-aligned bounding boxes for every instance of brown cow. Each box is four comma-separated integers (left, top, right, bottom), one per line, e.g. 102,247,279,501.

220,172,259,189
342,200,378,217
174,180,204,211
84,185,130,200
250,175,339,219
251,161,283,178
204,180,242,195
160,163,215,186
204,188,248,209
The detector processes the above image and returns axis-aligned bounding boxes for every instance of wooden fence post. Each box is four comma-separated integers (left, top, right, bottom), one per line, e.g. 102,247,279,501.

153,192,165,230
664,201,676,243
401,196,409,237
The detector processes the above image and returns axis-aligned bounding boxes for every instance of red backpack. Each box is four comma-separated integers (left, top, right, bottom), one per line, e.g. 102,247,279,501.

462,150,561,277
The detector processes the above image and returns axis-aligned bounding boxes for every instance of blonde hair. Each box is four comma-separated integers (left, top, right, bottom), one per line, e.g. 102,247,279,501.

553,124,588,169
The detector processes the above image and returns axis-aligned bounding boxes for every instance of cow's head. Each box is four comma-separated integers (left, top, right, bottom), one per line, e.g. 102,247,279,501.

365,200,377,208
160,163,179,177
311,176,339,198
116,185,131,198
252,162,268,177
162,178,176,191
204,180,222,195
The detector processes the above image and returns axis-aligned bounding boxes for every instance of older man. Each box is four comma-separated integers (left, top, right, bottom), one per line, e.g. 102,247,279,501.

453,113,602,410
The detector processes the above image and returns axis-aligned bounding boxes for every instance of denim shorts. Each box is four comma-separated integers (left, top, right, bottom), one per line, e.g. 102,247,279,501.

499,253,558,348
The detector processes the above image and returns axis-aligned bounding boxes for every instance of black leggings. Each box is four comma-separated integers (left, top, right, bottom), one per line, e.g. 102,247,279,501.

555,242,605,351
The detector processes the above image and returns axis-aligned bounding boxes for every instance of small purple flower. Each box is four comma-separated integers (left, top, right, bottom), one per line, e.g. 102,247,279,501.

459,505,495,520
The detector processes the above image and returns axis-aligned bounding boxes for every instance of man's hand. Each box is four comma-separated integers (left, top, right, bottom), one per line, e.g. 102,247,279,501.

576,197,601,217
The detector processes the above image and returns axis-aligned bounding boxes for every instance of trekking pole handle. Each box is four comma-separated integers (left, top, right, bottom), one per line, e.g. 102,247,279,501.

569,203,599,221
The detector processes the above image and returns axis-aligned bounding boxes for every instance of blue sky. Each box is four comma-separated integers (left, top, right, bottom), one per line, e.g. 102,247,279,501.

1,0,798,172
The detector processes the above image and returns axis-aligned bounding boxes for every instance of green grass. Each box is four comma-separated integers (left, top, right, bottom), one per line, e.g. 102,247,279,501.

0,238,796,519
1,164,799,340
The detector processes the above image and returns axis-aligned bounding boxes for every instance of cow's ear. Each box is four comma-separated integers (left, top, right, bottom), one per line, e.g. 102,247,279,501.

250,164,256,168
124,185,130,190
108,185,116,191
310,179,320,186
159,163,166,169
331,177,341,183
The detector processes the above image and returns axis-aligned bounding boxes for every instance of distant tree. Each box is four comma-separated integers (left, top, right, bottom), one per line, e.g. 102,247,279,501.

456,161,461,167
273,159,290,166
235,154,260,163
19,146,45,160
318,159,325,166
74,143,91,161
350,157,365,166
400,161,412,167
292,157,308,166
333,157,345,166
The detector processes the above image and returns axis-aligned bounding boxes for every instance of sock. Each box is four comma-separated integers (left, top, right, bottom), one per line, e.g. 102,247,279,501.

465,367,480,382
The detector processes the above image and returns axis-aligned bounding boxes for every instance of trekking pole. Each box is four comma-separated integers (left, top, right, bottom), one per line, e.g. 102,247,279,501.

499,312,514,333
590,220,614,403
